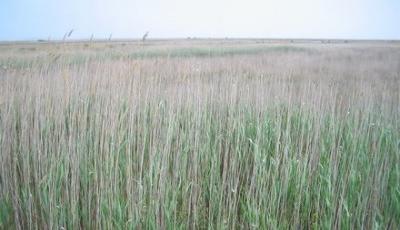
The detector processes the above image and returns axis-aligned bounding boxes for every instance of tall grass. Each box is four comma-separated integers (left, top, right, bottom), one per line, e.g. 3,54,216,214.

0,41,399,229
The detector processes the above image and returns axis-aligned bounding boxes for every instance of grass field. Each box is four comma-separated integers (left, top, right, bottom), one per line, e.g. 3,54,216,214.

0,39,399,229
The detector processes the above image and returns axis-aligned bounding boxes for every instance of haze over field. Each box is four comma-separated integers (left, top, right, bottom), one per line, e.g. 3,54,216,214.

1,0,400,41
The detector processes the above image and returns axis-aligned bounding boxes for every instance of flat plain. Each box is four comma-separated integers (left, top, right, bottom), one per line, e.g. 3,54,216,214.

0,39,399,229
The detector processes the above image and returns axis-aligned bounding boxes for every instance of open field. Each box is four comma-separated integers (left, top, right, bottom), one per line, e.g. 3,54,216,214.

0,40,399,229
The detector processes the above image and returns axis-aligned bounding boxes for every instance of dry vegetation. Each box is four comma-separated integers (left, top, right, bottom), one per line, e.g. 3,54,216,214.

0,40,399,229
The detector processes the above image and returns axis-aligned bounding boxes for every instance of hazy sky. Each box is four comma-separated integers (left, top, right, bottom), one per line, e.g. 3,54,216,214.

1,0,399,41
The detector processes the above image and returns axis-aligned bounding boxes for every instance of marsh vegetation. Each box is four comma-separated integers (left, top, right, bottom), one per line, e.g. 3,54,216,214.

0,40,399,229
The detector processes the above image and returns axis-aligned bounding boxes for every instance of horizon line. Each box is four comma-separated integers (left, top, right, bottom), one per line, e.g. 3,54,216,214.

1,37,399,44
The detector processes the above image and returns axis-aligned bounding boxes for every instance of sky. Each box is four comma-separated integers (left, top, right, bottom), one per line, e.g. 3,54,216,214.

1,0,399,41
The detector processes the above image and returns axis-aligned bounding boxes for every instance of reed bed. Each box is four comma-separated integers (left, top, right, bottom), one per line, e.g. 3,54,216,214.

0,41,399,229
